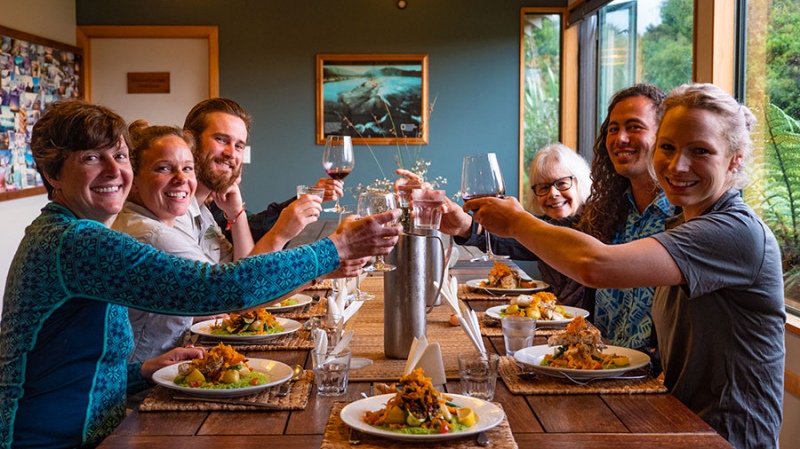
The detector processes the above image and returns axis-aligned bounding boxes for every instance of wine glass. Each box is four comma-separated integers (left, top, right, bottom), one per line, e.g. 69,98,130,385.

322,135,355,212
357,191,397,272
460,153,509,262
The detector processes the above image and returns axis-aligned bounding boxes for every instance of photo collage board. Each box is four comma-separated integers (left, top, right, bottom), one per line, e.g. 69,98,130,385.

0,26,82,196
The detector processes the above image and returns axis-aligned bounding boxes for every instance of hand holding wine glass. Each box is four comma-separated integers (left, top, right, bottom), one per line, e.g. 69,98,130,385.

322,135,354,212
461,153,509,262
357,191,398,272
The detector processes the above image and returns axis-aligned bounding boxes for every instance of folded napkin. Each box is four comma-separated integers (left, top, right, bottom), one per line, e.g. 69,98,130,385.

403,336,446,387
327,276,364,324
436,275,483,352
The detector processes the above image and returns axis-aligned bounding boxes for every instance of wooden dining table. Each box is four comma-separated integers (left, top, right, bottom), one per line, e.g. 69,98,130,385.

98,220,733,449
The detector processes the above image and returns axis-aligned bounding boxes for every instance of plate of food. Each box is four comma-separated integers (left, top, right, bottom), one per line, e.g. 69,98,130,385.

466,261,548,294
340,369,504,442
513,316,650,380
265,293,313,313
152,343,293,397
190,309,301,343
484,292,589,327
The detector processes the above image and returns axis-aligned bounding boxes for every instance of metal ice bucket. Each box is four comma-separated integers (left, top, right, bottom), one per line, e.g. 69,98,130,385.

383,229,449,359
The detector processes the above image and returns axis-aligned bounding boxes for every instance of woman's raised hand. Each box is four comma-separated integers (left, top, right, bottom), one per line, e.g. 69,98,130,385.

328,210,402,260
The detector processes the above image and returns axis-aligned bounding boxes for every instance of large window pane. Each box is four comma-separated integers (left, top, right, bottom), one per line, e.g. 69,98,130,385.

742,0,800,313
521,12,561,210
597,0,693,128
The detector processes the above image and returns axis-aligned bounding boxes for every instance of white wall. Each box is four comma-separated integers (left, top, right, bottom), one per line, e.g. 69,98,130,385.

0,0,75,316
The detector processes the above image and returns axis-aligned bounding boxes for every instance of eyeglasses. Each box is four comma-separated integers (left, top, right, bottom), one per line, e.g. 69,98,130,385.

531,176,574,197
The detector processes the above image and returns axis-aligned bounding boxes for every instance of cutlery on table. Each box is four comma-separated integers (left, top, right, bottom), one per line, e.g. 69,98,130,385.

476,431,491,446
348,427,362,445
172,395,282,409
276,364,304,397
558,371,647,386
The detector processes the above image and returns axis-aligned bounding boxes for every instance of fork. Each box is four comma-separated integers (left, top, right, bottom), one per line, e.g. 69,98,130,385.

559,371,646,386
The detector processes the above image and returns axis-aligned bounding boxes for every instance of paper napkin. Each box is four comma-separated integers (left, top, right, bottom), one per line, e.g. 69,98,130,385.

403,336,446,387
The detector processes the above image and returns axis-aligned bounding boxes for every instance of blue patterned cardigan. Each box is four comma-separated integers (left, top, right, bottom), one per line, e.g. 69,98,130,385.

0,203,339,448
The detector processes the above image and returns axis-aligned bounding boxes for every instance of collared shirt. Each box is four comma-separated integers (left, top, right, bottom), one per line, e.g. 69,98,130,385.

174,197,234,264
593,190,675,350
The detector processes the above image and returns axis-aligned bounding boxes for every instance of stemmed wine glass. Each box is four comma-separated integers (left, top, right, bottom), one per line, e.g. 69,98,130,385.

357,191,397,272
321,135,355,212
461,153,509,262
337,205,375,301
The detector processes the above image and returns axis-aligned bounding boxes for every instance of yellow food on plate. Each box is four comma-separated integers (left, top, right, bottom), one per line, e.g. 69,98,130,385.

210,308,283,335
480,262,536,289
175,343,267,388
542,316,630,370
362,368,476,435
500,291,572,321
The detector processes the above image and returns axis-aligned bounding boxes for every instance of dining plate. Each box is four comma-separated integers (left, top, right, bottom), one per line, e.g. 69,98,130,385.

340,393,504,442
514,344,650,380
265,293,313,312
465,278,549,295
190,317,302,343
152,358,293,398
485,305,590,327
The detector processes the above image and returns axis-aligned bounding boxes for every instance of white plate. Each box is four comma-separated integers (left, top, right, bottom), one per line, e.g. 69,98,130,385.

265,294,313,312
152,357,293,398
340,393,504,442
350,357,373,370
190,317,302,343
514,344,650,380
465,278,549,295
485,305,590,327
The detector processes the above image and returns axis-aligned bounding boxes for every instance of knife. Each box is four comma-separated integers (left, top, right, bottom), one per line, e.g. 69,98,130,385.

172,395,283,409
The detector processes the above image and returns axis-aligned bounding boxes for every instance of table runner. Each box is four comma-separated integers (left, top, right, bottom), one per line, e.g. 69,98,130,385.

138,370,314,411
498,356,667,395
321,401,518,449
346,277,475,382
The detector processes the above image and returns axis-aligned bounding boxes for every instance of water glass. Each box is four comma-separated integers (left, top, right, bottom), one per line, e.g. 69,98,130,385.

411,189,445,230
502,316,537,356
311,347,351,396
309,313,344,347
457,352,499,401
296,185,325,199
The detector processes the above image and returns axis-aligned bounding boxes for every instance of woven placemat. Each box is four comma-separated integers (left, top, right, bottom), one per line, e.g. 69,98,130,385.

458,283,505,300
478,312,570,337
273,299,327,320
321,401,518,449
139,370,314,411
498,356,667,395
198,330,315,350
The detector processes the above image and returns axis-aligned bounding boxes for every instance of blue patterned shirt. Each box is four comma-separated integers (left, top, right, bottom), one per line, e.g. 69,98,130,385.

593,190,675,350
1,203,339,448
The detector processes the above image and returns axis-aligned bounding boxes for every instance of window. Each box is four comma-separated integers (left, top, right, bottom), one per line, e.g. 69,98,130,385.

520,10,563,210
741,0,800,314
597,0,693,127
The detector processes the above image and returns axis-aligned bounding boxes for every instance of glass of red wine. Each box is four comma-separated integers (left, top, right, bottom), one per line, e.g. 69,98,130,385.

460,153,509,262
322,135,354,212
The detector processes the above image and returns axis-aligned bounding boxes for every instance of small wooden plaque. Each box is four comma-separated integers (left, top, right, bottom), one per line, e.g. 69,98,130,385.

127,72,170,94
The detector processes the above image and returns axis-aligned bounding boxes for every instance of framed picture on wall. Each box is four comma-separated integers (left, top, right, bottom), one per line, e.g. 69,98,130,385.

0,25,82,202
316,54,428,145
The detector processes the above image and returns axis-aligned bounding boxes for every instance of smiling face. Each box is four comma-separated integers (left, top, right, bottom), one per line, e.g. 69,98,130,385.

193,112,246,196
131,135,197,226
605,95,659,182
46,138,132,226
533,170,581,219
654,106,741,220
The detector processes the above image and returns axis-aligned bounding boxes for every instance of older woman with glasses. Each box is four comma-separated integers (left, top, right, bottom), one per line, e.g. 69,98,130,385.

0,101,400,449
527,143,591,220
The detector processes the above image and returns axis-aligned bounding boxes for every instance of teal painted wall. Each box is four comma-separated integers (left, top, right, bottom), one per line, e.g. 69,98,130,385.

77,0,563,210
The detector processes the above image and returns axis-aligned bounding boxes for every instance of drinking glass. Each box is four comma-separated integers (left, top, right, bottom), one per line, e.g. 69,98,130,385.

357,191,397,272
460,153,509,261
321,135,354,212
501,316,537,356
312,347,351,396
457,352,499,401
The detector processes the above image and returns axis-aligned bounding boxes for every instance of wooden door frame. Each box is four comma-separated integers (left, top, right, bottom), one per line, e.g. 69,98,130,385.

76,25,219,101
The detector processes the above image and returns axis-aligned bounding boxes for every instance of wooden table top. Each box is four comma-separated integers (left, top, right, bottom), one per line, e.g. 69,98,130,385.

97,220,733,448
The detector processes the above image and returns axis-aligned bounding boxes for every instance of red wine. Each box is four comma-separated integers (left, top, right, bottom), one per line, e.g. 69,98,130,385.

461,192,504,201
326,169,351,181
